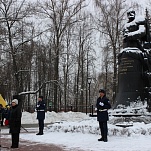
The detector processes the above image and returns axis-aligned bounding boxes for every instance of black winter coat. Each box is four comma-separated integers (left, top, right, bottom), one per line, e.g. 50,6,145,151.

36,100,46,120
0,108,4,120
9,105,22,133
96,96,111,122
2,108,10,119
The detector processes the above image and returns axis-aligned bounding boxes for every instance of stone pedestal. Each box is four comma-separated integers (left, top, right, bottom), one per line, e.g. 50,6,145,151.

114,48,145,108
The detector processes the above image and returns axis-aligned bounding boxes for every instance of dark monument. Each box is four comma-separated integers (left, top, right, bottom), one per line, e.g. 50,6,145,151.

114,9,151,111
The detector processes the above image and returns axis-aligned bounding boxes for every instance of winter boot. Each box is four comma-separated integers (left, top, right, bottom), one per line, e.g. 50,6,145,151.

36,132,40,135
36,129,41,135
36,129,43,135
98,137,104,141
103,137,108,142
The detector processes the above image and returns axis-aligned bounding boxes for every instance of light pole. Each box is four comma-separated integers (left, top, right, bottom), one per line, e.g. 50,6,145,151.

87,77,92,114
62,56,67,112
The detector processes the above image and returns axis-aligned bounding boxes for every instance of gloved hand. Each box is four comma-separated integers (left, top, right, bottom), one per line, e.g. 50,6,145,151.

37,104,40,107
95,108,97,111
99,102,104,106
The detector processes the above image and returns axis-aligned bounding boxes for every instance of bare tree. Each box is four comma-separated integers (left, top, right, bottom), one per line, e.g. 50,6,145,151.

94,0,128,103
36,0,87,111
0,0,38,106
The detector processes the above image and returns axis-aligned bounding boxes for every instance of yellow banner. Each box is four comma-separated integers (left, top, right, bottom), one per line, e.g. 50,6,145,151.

0,94,7,107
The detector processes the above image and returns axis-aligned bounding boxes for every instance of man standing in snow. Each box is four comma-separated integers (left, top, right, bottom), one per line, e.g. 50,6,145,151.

36,96,46,135
95,89,111,142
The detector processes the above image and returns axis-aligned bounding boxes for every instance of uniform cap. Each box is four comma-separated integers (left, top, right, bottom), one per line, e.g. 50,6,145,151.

99,89,106,94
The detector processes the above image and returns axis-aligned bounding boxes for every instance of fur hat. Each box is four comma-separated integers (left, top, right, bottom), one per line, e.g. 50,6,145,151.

12,99,18,105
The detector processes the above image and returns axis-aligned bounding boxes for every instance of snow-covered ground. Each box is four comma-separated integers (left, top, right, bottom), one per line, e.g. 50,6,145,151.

2,105,151,151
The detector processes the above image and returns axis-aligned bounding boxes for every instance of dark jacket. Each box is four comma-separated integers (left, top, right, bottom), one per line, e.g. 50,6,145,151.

0,107,4,120
36,100,46,120
2,108,10,119
96,95,111,122
9,105,22,133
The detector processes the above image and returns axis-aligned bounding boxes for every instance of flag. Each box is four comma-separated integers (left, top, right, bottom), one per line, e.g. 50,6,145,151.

0,94,7,107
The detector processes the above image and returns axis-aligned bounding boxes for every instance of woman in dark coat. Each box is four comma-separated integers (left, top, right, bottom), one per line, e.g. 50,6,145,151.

96,89,111,142
9,99,22,148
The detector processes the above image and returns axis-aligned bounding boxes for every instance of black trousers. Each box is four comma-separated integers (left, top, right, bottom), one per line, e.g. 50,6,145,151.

38,119,44,133
11,133,19,147
99,121,108,139
1,117,4,126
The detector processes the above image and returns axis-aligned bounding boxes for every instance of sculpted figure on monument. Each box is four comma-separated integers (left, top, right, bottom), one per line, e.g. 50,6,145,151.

123,9,146,50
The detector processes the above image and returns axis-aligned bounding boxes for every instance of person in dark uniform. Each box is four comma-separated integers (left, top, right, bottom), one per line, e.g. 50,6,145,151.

9,99,22,148
95,89,111,142
36,96,46,135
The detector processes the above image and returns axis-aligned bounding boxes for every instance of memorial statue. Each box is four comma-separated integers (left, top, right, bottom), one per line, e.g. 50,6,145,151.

114,9,151,111
123,9,146,50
